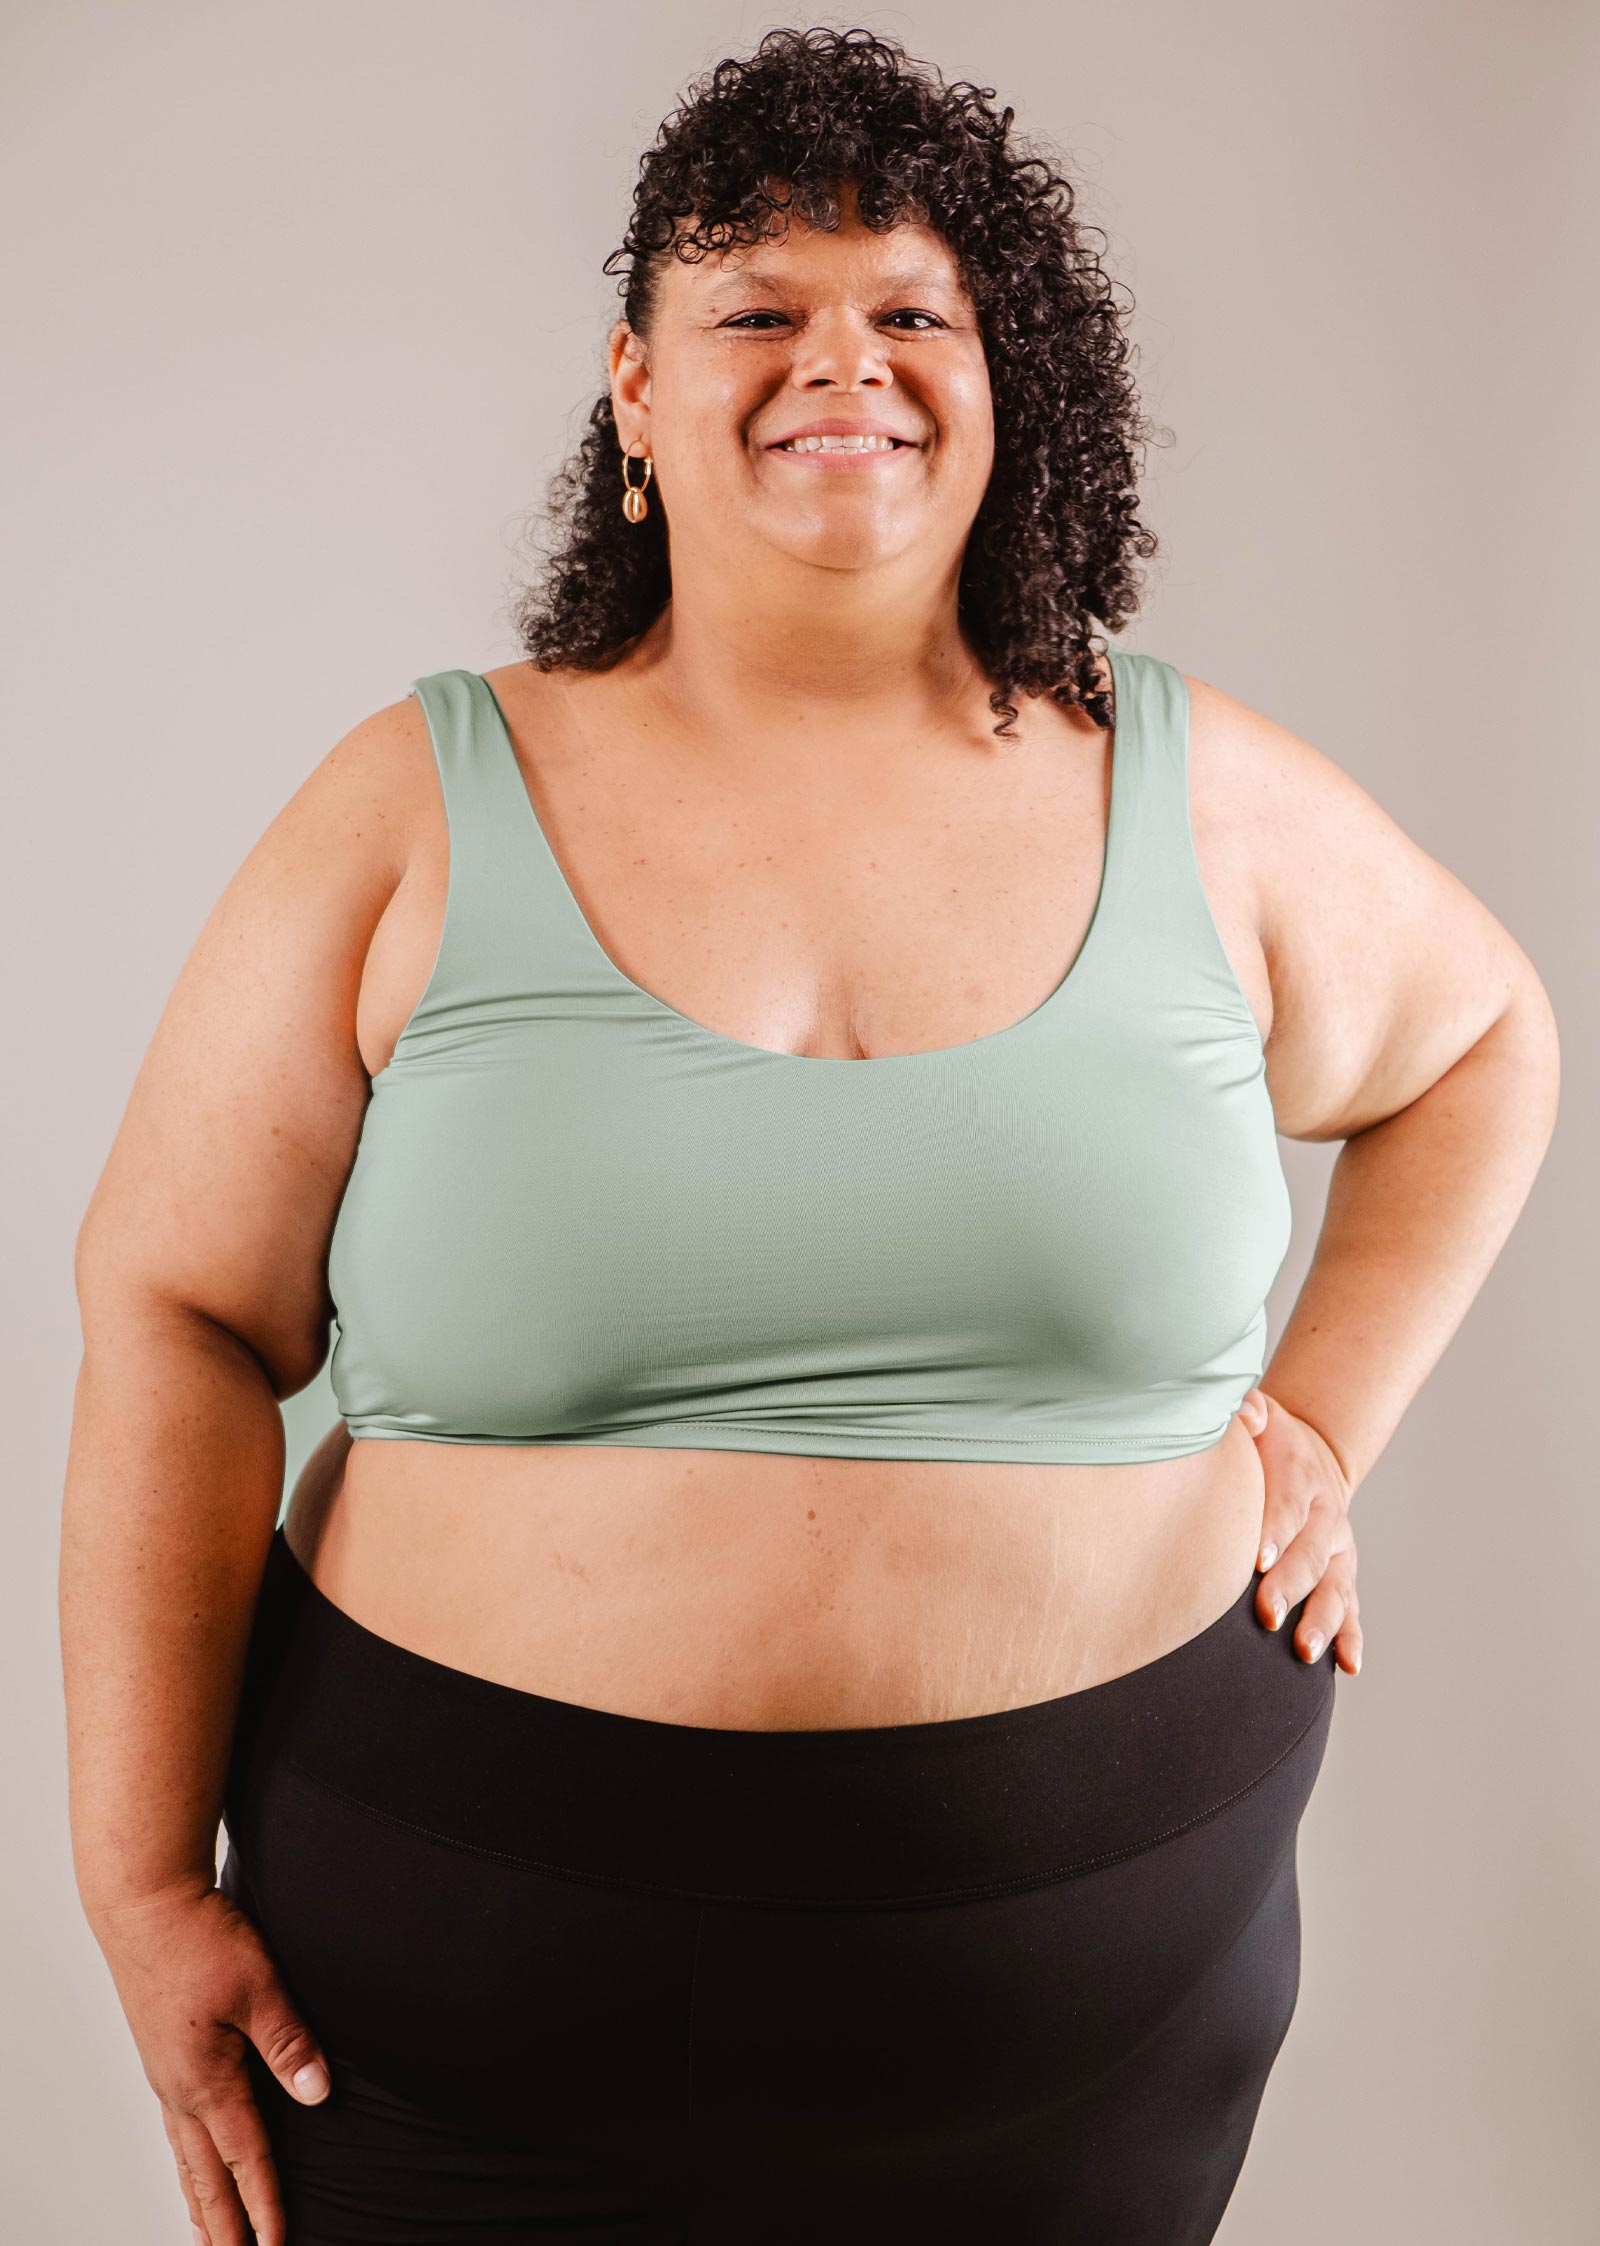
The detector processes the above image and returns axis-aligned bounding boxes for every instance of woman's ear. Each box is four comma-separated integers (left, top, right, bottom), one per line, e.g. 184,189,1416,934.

609,321,651,443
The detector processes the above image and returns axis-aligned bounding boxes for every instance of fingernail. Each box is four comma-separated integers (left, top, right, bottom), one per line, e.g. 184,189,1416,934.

1303,1630,1324,1661
293,2060,330,2101
192,2226,207,2245
1258,1543,1278,1571
1271,1597,1286,1629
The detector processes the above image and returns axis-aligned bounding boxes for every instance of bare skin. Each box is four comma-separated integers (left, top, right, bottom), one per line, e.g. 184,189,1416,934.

62,187,1561,2244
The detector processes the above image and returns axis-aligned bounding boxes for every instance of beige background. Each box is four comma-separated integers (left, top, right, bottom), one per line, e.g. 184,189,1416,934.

6,3,1595,2238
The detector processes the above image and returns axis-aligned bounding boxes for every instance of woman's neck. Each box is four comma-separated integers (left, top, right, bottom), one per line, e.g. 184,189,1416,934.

629,584,993,745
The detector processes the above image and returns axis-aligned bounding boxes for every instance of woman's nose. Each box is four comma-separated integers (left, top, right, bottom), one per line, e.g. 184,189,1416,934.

785,309,894,390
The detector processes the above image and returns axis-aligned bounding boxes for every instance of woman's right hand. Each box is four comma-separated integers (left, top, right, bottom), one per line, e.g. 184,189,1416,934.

90,1873,331,2246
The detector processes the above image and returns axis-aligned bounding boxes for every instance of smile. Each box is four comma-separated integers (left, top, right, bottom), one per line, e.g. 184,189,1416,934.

768,437,916,466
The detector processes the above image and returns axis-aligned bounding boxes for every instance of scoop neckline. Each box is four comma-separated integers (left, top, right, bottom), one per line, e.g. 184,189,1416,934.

471,653,1133,1070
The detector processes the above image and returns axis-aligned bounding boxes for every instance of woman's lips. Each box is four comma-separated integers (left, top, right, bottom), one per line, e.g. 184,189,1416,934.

765,441,919,468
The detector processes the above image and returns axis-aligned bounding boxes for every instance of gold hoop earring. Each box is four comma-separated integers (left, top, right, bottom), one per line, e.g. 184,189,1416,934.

620,444,653,523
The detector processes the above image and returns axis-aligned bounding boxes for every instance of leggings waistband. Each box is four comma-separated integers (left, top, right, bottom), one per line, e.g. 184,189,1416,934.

227,1527,1335,1910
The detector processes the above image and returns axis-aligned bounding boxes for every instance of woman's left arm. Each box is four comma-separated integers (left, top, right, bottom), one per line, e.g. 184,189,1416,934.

1190,673,1563,1674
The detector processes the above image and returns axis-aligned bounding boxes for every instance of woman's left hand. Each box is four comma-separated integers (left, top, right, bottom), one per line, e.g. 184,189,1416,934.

1235,1388,1363,1676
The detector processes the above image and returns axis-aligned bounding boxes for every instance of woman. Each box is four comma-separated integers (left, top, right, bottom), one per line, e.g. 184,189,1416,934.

61,26,1559,2246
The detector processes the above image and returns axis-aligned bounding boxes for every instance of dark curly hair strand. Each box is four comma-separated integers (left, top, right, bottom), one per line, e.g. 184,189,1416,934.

508,25,1166,739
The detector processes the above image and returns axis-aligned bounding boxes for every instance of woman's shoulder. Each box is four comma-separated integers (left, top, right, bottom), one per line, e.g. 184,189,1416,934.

264,683,441,901
478,654,603,736
1183,663,1536,1143
1180,665,1389,922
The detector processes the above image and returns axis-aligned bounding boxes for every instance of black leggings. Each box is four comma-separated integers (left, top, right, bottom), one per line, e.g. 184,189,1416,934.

221,1526,1337,2243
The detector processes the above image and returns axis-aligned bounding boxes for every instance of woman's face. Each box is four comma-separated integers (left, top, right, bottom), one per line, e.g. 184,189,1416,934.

610,186,994,582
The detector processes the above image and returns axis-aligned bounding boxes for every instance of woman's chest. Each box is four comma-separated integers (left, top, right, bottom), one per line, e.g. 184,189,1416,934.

358,695,1266,1073
326,1010,1289,1457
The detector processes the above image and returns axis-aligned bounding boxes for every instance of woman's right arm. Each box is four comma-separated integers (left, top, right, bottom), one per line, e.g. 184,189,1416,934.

61,686,435,2246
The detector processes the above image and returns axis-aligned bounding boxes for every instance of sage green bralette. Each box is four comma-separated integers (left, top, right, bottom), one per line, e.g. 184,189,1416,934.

326,648,1291,1462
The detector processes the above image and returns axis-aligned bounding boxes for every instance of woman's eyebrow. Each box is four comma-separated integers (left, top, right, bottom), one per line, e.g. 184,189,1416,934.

702,264,954,299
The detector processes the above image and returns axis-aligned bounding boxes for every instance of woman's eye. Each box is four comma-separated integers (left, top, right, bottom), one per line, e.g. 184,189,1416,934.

719,309,946,332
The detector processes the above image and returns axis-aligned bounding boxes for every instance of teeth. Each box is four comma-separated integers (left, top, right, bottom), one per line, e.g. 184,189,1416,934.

779,433,901,452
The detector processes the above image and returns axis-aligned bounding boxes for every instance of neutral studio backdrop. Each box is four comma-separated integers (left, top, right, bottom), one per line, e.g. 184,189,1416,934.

5,3,1595,2238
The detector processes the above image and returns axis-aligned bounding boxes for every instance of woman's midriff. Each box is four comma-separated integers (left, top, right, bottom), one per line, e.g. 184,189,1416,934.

281,1414,1270,1730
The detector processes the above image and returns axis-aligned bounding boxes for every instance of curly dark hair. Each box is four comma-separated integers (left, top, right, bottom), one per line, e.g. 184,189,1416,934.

507,24,1165,738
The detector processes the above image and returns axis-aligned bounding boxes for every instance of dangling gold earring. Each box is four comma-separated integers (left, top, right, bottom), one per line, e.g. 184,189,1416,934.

620,442,653,523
